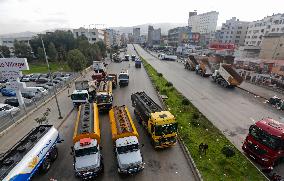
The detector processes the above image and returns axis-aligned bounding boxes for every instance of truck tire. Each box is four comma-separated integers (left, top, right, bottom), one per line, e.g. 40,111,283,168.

40,158,51,173
49,147,58,162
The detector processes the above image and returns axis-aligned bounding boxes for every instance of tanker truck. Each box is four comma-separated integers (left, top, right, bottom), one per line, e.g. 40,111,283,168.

109,105,144,174
0,125,63,181
131,91,178,149
71,103,103,179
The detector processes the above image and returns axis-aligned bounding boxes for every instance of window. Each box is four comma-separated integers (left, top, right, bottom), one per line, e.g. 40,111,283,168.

272,28,275,32
235,40,239,43
236,36,240,38
261,29,264,33
280,44,283,47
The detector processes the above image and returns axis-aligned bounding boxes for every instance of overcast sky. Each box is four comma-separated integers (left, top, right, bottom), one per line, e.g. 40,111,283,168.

0,0,283,34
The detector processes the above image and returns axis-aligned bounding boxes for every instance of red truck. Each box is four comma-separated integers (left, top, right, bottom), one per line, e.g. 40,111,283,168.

242,118,284,167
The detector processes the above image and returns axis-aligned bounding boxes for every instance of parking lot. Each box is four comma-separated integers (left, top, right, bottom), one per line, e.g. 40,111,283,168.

0,72,77,132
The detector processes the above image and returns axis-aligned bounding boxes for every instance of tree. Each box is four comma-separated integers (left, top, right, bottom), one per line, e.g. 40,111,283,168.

47,42,58,61
14,41,33,60
37,47,45,61
67,49,87,72
0,45,10,57
95,41,107,58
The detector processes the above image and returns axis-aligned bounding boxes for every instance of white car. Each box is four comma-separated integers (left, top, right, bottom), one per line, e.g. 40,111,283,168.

0,103,20,117
21,74,32,82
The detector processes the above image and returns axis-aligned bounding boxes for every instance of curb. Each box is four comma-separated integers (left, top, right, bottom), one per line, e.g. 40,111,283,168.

0,66,91,138
133,44,203,181
237,86,268,100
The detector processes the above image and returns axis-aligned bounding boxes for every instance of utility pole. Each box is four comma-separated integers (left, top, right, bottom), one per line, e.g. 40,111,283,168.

41,37,63,119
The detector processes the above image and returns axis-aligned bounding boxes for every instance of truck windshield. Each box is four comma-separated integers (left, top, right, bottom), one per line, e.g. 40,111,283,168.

249,125,283,150
71,93,88,100
119,74,128,79
96,95,112,104
117,144,139,154
155,123,178,136
75,146,98,157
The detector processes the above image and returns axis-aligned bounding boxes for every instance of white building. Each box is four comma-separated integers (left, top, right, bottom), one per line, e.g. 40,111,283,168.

245,13,284,47
188,11,219,34
73,27,104,44
219,17,249,46
0,36,33,49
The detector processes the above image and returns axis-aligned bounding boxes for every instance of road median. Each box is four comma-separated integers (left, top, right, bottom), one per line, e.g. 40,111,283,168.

134,45,266,181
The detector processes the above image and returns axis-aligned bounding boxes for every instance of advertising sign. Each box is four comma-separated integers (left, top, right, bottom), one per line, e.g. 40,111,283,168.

0,58,29,71
1,70,22,80
6,81,25,90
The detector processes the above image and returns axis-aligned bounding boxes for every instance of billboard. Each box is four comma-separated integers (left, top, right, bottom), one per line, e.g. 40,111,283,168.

0,58,29,71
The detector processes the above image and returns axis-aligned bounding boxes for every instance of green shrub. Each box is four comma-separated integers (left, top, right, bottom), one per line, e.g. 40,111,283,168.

182,98,190,105
157,72,163,77
221,145,236,158
165,81,173,87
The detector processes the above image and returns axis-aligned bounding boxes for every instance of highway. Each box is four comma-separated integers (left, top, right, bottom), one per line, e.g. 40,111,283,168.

32,46,197,180
133,44,284,176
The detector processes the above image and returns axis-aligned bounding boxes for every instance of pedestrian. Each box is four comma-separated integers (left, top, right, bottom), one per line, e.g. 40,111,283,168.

203,143,208,155
199,143,204,154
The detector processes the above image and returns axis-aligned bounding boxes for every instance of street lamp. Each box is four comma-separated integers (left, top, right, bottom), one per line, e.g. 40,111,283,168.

41,36,63,119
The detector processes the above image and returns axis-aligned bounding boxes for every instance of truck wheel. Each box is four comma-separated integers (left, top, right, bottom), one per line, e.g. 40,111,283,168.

49,147,58,162
40,158,51,173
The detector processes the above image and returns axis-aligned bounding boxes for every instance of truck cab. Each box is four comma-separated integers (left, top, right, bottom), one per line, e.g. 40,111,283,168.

93,61,106,73
71,90,89,107
242,119,284,167
95,81,113,111
118,70,129,86
131,55,136,61
72,103,103,179
135,59,142,68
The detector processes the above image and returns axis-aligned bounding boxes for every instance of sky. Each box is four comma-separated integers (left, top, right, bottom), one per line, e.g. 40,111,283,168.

0,0,283,34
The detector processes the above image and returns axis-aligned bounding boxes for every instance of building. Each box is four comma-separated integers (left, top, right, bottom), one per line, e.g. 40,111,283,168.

128,33,134,43
133,28,140,43
120,33,127,46
188,11,219,34
259,33,284,59
73,27,104,44
219,17,249,46
147,26,161,46
245,13,284,47
0,36,33,49
168,26,192,47
139,35,147,44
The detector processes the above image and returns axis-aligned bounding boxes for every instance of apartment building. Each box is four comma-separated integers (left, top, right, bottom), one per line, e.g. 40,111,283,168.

73,27,104,44
133,28,140,43
259,33,284,59
245,13,284,47
188,11,219,34
147,25,161,46
168,26,191,47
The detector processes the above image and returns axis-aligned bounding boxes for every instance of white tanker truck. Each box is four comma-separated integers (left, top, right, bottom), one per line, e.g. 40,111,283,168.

0,125,63,181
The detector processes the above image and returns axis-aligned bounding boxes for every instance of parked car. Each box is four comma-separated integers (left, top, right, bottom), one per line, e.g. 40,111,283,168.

29,73,41,82
0,78,8,83
0,103,20,117
1,88,16,97
36,78,49,84
21,92,36,99
20,74,31,82
4,97,33,107
54,77,65,82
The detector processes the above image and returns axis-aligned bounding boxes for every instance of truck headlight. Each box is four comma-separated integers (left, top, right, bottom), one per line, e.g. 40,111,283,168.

262,158,269,162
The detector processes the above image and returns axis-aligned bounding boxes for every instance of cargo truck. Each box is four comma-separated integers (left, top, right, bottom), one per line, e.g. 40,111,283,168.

106,74,117,89
93,61,106,73
212,63,243,88
131,55,136,61
184,55,198,71
195,57,212,77
71,80,90,107
0,125,62,181
131,92,178,148
242,118,284,167
135,59,142,68
109,105,144,174
158,53,177,61
118,70,129,86
71,103,103,179
95,81,113,111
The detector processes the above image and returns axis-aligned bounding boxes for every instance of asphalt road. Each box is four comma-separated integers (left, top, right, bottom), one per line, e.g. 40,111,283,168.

34,48,196,180
133,44,284,176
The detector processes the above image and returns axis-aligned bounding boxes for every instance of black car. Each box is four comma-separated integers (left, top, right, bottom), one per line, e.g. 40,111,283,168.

36,78,49,84
29,74,41,82
21,92,35,99
4,98,20,107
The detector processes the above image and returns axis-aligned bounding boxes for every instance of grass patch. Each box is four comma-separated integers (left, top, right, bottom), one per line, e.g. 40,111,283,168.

140,57,266,181
22,62,71,74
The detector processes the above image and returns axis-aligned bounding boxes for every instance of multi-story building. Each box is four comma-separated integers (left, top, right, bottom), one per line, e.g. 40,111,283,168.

133,28,140,43
219,17,249,46
245,13,284,47
128,33,134,43
259,33,284,59
73,27,104,44
188,11,219,34
168,26,192,47
0,36,33,49
147,26,161,46
120,33,127,46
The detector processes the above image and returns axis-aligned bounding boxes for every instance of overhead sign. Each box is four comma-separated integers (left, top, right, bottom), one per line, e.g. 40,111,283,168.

0,58,29,71
1,70,22,80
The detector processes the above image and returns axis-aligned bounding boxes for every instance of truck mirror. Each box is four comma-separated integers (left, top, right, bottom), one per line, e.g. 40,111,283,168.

57,139,64,143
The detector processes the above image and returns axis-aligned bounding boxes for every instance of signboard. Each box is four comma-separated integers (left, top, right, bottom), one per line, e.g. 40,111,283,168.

1,70,22,80
6,81,25,90
0,58,29,71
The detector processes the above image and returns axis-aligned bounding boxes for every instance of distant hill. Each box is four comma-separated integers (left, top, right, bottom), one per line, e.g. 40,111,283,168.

0,28,71,38
110,23,187,35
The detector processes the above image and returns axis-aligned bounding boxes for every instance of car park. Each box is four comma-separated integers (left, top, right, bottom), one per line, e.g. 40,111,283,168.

0,103,20,117
29,73,41,82
4,97,33,107
1,88,16,97
20,75,31,82
21,92,36,99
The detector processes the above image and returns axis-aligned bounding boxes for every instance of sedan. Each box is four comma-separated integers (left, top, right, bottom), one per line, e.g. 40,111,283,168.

0,103,20,117
36,78,49,84
4,97,33,107
21,75,31,82
29,74,41,82
1,88,16,97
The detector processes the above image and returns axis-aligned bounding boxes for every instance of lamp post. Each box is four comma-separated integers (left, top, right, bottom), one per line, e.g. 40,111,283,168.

41,37,63,119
